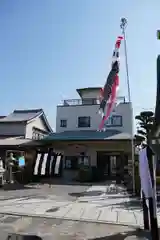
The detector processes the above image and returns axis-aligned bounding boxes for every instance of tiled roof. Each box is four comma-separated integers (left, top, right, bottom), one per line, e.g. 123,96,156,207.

0,137,39,146
44,130,132,141
0,108,53,133
0,109,43,122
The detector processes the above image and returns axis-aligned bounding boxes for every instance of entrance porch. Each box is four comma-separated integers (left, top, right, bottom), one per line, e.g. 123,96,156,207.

42,136,133,188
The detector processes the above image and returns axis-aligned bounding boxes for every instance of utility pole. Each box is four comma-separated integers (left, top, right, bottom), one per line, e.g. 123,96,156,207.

120,18,150,230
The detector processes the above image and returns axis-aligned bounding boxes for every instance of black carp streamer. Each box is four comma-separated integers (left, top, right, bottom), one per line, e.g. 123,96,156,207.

98,36,123,131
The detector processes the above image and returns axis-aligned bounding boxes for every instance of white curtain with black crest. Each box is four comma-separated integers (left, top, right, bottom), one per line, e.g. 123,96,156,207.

33,149,63,177
139,147,153,198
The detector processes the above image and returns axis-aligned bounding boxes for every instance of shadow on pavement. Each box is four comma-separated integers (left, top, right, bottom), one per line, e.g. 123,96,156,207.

2,183,37,191
30,178,92,187
104,195,131,198
90,228,150,240
46,207,59,213
99,199,142,211
69,190,103,197
7,233,42,240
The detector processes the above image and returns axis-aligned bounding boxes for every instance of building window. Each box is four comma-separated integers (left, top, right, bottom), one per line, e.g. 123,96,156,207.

32,132,36,140
78,156,90,166
64,156,78,169
78,116,90,128
105,115,122,127
60,119,67,128
32,131,44,140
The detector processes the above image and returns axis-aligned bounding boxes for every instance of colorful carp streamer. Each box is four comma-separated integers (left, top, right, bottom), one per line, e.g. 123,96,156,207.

98,36,123,131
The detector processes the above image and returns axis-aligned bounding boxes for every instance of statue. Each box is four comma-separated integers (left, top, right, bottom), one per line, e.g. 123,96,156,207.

6,152,17,184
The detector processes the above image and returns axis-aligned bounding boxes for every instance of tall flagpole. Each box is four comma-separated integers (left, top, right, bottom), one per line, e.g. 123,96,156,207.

120,18,135,194
120,18,151,231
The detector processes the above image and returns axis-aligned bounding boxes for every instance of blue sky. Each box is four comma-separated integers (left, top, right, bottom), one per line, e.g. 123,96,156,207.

0,0,159,129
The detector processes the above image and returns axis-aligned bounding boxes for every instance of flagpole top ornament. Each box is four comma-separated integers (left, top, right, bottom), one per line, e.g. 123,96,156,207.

120,18,127,30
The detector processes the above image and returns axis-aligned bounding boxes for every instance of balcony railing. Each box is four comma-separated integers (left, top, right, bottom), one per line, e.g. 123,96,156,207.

58,96,126,106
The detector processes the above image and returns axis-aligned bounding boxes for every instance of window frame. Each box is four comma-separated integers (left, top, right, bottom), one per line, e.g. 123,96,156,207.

105,115,123,127
32,131,44,140
78,116,91,128
60,119,67,128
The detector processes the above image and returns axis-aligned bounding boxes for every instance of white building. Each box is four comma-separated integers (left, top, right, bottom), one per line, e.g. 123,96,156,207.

56,87,132,134
0,108,53,140
43,87,133,183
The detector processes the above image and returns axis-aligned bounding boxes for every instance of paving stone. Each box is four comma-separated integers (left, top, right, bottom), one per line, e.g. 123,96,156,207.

134,212,144,226
118,211,137,225
12,217,33,232
98,208,118,223
80,206,101,220
65,203,86,219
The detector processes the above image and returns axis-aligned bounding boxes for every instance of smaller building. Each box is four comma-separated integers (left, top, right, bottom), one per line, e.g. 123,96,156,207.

0,109,53,184
0,108,53,140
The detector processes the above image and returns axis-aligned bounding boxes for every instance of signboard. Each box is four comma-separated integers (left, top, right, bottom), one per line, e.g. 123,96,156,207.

104,115,123,127
18,156,25,167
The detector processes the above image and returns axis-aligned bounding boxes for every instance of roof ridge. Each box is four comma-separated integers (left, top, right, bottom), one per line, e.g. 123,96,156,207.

14,108,43,113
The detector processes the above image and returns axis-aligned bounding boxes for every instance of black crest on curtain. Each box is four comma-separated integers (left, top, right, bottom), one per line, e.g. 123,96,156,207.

32,149,63,181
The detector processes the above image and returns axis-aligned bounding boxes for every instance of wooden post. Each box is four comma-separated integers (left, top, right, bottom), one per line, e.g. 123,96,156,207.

147,147,159,240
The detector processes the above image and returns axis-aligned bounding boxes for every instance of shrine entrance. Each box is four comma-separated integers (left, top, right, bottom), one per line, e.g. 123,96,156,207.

97,151,125,181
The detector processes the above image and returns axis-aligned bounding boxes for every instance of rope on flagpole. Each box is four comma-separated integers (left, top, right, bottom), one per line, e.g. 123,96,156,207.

120,18,135,194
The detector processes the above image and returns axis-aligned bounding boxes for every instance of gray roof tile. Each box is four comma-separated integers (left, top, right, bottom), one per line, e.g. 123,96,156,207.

44,130,132,141
0,109,43,122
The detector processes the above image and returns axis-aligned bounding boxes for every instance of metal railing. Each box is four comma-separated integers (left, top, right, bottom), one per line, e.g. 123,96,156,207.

58,96,126,106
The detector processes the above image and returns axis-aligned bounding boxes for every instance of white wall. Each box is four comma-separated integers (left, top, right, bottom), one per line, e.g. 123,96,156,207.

25,116,49,139
79,89,100,99
56,102,132,134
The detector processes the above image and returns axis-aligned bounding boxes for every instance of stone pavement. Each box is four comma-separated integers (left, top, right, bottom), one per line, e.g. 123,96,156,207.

0,215,150,240
0,184,146,227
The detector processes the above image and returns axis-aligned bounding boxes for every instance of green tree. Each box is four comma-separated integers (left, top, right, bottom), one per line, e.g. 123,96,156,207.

135,111,154,144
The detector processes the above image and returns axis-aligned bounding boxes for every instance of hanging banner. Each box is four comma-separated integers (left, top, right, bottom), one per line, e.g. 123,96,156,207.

139,147,153,198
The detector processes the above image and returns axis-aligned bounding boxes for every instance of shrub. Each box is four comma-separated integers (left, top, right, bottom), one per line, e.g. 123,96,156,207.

78,165,92,182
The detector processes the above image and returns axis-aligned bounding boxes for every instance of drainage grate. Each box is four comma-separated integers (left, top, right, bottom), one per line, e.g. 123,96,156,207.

69,190,103,197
